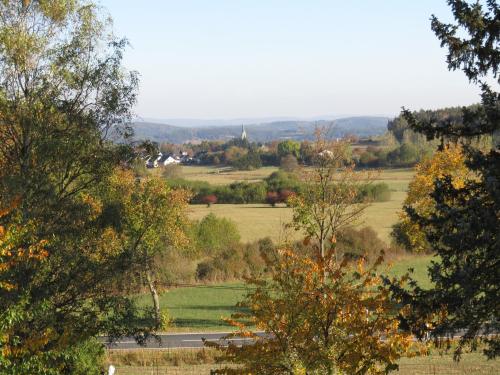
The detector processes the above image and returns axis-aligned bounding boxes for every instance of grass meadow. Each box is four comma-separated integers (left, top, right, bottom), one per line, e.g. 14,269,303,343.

182,165,280,185
178,165,413,191
135,255,433,332
180,166,413,244
188,190,407,244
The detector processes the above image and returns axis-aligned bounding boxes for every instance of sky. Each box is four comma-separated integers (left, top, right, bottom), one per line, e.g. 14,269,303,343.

100,0,482,120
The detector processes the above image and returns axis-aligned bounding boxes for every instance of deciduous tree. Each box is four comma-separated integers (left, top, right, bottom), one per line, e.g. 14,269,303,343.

392,145,469,253
106,170,190,327
277,140,301,159
265,191,280,207
201,194,218,207
0,1,151,372
289,133,369,260
280,154,299,172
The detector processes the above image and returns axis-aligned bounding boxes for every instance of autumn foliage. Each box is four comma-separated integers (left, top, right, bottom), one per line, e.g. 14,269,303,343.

201,194,218,207
106,169,191,327
207,248,414,374
0,199,49,363
265,191,280,207
392,144,469,252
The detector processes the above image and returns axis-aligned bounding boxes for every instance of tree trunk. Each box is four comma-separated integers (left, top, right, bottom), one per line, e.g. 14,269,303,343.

145,268,161,327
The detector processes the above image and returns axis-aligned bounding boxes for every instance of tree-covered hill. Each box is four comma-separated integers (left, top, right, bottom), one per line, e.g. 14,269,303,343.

132,116,389,143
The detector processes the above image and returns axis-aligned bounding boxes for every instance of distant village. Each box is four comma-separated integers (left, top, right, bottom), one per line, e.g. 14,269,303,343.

140,126,249,168
142,151,194,168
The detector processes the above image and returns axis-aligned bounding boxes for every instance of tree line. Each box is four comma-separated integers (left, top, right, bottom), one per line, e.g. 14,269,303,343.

164,170,391,205
151,105,496,172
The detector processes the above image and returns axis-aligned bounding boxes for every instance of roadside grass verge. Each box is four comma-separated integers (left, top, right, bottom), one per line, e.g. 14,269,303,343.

106,347,499,375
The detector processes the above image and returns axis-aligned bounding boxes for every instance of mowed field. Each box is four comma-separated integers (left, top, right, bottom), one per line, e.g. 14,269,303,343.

135,255,433,332
188,194,406,245
182,165,280,185
180,165,413,191
185,167,413,244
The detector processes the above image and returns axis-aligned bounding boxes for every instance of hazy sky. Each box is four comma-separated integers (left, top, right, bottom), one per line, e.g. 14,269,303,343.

100,0,481,120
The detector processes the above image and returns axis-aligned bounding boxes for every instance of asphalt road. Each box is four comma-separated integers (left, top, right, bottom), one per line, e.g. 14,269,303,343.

102,332,266,350
102,330,485,350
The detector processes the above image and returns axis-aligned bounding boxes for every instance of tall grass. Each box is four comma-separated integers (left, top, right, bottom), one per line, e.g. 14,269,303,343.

106,348,499,375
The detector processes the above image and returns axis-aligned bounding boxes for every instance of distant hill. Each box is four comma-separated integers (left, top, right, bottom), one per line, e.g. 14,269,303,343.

132,116,390,144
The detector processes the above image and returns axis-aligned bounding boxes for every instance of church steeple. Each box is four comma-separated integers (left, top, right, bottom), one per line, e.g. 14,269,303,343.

241,124,247,141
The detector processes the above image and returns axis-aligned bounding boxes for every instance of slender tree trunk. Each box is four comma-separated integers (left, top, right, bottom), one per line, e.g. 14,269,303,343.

145,268,161,327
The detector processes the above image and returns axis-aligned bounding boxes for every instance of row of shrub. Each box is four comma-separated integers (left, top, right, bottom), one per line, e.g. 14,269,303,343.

355,143,433,168
186,215,403,283
166,170,391,205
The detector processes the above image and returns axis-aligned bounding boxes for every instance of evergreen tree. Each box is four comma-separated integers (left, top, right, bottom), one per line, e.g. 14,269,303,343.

389,0,499,359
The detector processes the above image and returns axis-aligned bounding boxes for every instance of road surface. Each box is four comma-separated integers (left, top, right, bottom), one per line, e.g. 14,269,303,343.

102,332,266,350
102,330,489,350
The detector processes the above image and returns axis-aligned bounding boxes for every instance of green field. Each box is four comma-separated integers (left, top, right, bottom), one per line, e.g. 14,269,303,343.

138,282,248,331
137,255,433,332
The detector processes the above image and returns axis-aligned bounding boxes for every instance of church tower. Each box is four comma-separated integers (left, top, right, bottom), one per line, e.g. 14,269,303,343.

241,125,247,141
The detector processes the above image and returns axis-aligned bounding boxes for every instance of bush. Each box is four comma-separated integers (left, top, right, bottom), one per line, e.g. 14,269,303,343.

162,164,183,179
358,182,391,202
390,222,415,252
386,143,419,166
194,214,240,256
231,151,262,170
196,261,215,281
336,227,388,260
169,174,300,205
264,170,302,193
195,239,272,282
260,152,279,166
277,140,300,158
201,194,217,207
280,154,299,172
166,178,210,194
266,191,280,207
279,189,295,205
131,158,149,178
156,249,197,285
62,338,105,375
238,182,267,203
